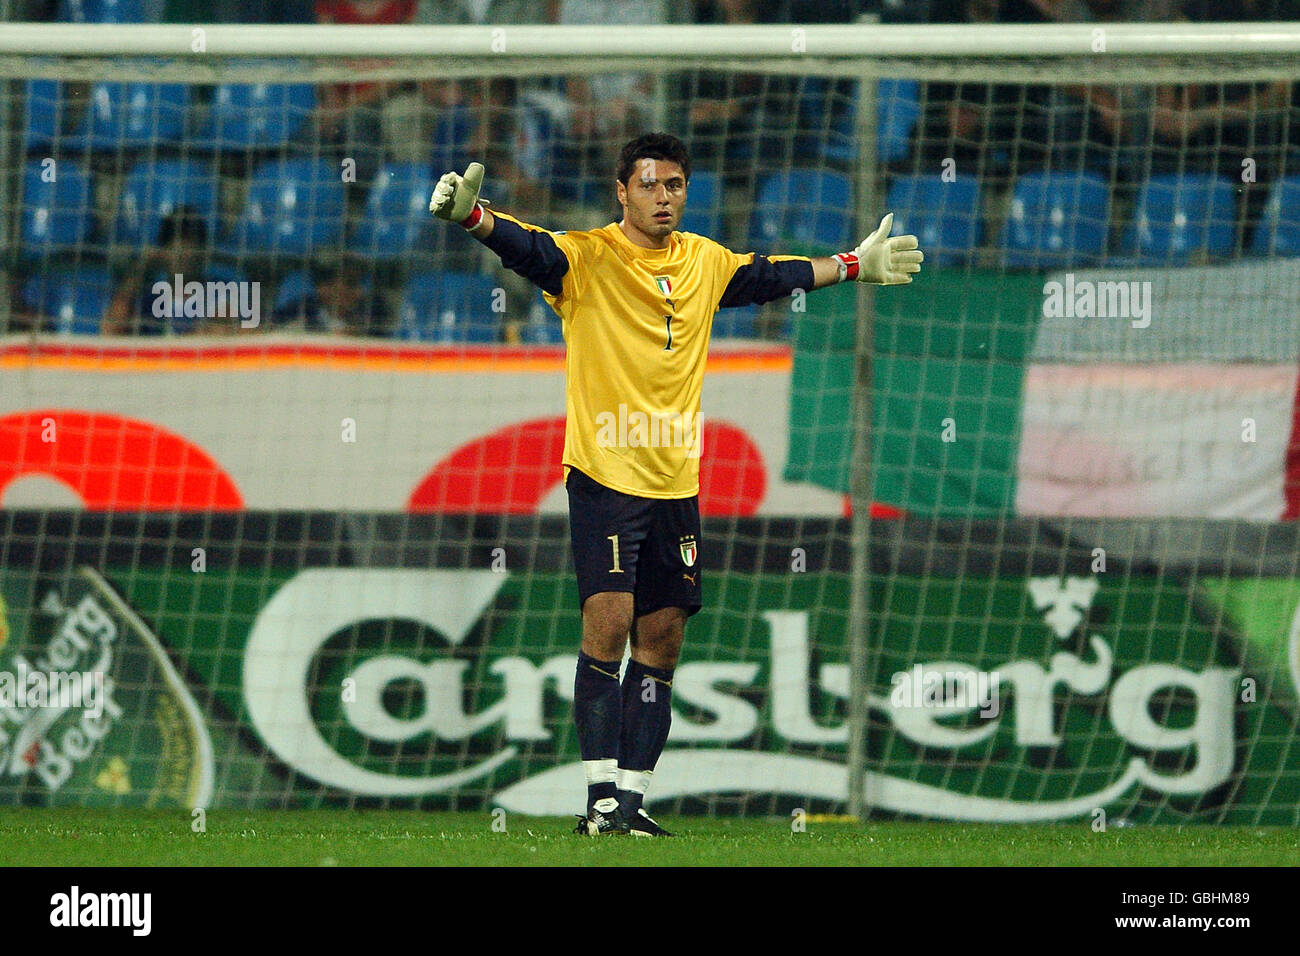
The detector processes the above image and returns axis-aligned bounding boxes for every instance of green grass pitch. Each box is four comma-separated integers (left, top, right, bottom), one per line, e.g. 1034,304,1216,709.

3,810,1297,866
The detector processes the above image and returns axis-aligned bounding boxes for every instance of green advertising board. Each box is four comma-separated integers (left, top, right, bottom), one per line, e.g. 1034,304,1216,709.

0,568,216,808
0,512,1296,822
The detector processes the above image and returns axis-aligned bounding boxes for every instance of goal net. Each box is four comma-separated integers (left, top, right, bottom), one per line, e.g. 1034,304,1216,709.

0,22,1298,824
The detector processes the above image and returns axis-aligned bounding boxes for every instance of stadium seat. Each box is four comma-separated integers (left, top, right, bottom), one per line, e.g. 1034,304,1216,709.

1001,170,1111,267
877,79,922,164
68,81,189,150
750,170,852,252
398,272,501,343
793,76,838,160
195,74,315,150
1121,173,1237,264
518,293,564,344
273,269,315,314
350,162,435,259
1250,176,1300,257
823,78,921,165
23,269,113,335
885,173,982,267
712,305,760,339
678,171,722,238
271,268,373,317
24,79,63,152
61,0,148,22
224,159,346,257
114,159,220,247
21,159,92,254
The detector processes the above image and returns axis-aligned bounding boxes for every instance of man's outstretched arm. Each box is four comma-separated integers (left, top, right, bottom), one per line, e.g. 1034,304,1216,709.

719,214,924,308
430,163,569,297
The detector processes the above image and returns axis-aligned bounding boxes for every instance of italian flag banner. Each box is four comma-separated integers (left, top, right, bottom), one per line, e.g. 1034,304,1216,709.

786,259,1300,519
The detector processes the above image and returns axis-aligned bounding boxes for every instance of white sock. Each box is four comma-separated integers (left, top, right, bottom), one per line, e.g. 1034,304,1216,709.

617,768,652,798
583,758,617,786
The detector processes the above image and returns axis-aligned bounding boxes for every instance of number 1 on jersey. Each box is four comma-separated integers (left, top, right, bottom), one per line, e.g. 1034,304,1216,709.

663,315,673,352
607,534,624,573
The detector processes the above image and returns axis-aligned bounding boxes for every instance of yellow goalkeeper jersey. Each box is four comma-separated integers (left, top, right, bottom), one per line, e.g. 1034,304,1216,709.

489,212,811,499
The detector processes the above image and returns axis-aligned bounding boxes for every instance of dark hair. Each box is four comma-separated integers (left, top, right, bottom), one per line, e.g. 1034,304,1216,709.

616,132,691,186
156,206,207,247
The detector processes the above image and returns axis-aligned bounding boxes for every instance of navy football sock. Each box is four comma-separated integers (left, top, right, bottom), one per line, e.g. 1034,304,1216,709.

617,658,674,816
574,651,623,810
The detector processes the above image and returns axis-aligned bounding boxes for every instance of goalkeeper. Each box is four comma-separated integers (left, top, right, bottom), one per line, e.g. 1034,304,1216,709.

431,132,922,836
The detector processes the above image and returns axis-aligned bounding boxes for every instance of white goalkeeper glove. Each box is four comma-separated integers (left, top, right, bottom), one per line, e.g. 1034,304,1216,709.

833,214,924,285
430,161,488,229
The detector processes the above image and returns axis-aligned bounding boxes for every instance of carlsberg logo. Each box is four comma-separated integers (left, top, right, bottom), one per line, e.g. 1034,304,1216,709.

243,570,1238,820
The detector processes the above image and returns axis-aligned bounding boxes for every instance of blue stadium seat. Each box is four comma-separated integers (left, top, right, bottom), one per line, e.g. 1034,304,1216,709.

678,171,722,238
1001,170,1111,267
824,79,921,165
61,0,148,22
114,159,220,246
712,305,760,339
195,75,315,150
877,79,921,164
350,163,435,259
750,170,852,251
274,269,316,313
1121,174,1237,264
272,268,372,316
224,159,346,257
23,269,113,335
69,81,189,150
21,159,92,254
1250,176,1300,257
24,79,63,152
518,293,564,344
398,272,500,343
885,174,982,267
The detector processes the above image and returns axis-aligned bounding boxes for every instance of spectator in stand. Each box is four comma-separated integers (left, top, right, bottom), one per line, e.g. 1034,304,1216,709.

1053,0,1177,180
270,257,391,335
916,1,1177,182
104,207,227,335
554,0,668,211
314,0,419,186
416,0,551,22
208,0,315,20
1150,0,1298,250
417,1,557,212
683,0,795,244
916,0,1090,184
685,0,791,162
780,0,865,17
416,0,560,319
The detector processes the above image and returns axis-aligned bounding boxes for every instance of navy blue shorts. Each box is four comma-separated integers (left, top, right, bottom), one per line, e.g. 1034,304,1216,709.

566,468,703,617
